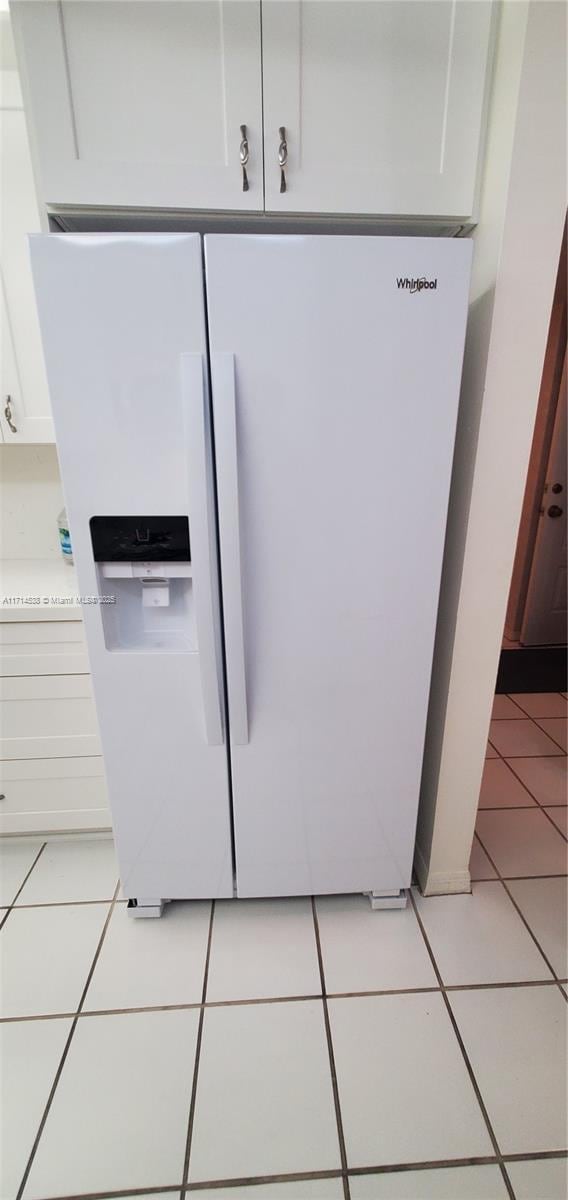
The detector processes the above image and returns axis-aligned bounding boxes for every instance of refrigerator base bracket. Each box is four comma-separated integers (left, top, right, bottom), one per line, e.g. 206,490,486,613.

127,898,166,919
365,889,407,910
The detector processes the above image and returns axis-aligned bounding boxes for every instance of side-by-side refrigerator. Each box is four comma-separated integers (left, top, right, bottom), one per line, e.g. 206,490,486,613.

30,234,472,914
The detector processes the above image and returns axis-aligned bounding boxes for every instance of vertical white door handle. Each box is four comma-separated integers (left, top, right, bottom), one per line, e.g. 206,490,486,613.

181,354,224,746
210,353,249,745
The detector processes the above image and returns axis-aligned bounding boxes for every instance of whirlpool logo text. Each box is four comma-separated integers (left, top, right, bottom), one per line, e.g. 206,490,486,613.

396,277,438,294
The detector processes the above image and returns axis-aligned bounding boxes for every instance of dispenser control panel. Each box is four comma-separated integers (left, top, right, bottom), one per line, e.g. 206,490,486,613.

90,516,190,563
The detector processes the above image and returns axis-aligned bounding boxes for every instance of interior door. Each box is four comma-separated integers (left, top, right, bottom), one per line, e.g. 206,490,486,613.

12,1,263,211
261,0,494,217
521,355,567,646
206,234,472,897
30,233,234,900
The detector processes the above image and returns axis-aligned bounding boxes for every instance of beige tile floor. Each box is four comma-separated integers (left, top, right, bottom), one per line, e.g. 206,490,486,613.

0,692,566,1200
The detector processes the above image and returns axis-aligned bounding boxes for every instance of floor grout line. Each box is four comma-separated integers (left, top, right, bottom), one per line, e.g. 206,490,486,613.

489,753,545,807
19,1151,568,1200
530,717,568,756
537,805,568,843
348,1148,568,1177
311,896,351,1200
3,973,567,1025
15,882,120,1200
496,749,567,816
2,867,567,920
494,691,568,722
479,803,541,811
186,1167,346,1193
487,749,566,759
5,697,566,1199
473,832,567,1004
180,900,215,1198
0,841,47,931
10,896,124,910
28,1188,182,1200
408,890,516,1200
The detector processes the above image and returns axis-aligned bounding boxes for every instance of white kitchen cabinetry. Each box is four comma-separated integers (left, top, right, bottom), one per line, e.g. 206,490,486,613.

0,62,53,441
0,674,101,760
0,758,107,835
262,0,495,217
0,610,110,835
11,0,263,211
11,0,495,221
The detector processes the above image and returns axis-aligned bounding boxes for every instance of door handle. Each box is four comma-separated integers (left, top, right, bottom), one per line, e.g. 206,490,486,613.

210,353,249,745
547,505,563,518
181,353,224,746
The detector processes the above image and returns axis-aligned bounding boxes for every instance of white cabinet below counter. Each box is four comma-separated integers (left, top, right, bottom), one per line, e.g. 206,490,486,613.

0,757,108,835
0,561,110,836
0,673,101,761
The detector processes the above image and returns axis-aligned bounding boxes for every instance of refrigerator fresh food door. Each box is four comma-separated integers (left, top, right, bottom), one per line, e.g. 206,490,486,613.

30,233,233,900
206,234,472,898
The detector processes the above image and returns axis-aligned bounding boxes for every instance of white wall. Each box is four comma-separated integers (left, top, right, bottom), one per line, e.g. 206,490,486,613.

416,0,567,893
0,444,64,560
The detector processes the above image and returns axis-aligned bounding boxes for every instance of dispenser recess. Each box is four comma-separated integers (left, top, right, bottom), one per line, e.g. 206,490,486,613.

90,516,195,653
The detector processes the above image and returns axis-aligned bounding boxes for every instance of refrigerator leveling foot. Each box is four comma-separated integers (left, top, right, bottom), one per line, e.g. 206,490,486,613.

365,889,407,910
127,898,166,918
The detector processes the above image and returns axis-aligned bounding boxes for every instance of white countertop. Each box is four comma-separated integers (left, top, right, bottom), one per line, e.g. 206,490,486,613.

0,558,82,621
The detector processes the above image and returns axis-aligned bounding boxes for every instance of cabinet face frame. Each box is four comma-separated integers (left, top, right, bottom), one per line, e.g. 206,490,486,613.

0,62,53,442
260,0,496,219
10,0,264,213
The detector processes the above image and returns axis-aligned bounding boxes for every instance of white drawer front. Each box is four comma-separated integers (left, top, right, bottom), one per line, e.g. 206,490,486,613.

0,621,89,676
0,622,86,645
0,756,110,834
0,675,101,759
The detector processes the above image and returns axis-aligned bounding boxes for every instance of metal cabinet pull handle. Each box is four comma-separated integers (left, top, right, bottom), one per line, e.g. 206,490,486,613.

278,126,288,193
4,395,17,433
239,124,249,192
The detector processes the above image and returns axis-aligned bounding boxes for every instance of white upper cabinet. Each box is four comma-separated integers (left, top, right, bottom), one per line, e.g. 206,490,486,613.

11,0,263,211
262,0,495,217
11,0,495,220
0,37,53,442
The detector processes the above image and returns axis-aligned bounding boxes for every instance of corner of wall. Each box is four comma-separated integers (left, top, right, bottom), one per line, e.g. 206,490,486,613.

415,0,549,890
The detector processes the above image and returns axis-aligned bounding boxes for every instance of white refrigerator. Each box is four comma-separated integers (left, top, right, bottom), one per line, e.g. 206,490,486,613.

30,233,472,915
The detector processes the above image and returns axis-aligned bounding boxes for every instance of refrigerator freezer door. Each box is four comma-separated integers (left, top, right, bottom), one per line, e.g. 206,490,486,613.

30,234,233,900
206,234,472,898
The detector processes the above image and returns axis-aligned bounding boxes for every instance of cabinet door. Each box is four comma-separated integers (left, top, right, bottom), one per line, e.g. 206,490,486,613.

11,0,263,211
262,0,495,217
0,66,53,442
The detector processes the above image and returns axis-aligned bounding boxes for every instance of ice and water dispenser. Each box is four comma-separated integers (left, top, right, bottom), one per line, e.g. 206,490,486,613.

90,516,195,652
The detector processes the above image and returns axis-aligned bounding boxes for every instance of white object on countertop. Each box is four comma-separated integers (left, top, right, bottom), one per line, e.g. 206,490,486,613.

57,507,73,564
